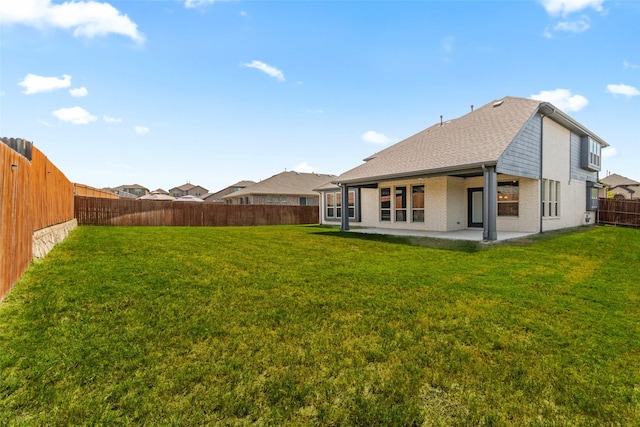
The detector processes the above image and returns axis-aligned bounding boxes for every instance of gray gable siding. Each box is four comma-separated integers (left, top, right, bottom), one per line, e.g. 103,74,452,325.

570,132,598,182
497,114,541,179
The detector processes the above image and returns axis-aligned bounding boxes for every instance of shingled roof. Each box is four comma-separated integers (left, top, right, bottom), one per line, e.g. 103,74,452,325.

600,173,639,188
224,171,336,198
334,96,606,185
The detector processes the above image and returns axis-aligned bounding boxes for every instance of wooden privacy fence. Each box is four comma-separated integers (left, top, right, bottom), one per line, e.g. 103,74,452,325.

1,138,75,301
74,183,119,199
75,197,319,226
598,198,640,228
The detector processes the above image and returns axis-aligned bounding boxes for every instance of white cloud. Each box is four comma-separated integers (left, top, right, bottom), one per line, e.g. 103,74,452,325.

243,60,285,82
0,0,144,43
602,146,617,159
185,0,213,8
69,87,88,97
441,36,455,54
135,126,150,135
623,60,638,70
19,73,71,94
606,83,640,97
362,130,391,145
52,106,97,124
103,115,122,123
540,0,605,17
530,89,589,112
293,162,317,173
553,16,591,33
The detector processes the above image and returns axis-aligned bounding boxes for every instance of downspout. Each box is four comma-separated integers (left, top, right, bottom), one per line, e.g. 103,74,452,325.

539,106,555,233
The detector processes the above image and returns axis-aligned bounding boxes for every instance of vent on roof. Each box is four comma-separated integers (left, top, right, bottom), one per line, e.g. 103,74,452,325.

493,100,504,108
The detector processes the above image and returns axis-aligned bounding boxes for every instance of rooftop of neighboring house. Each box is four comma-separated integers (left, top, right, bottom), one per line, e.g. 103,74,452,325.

112,184,150,192
600,173,640,188
334,96,608,185
203,180,257,201
169,183,209,193
223,171,336,198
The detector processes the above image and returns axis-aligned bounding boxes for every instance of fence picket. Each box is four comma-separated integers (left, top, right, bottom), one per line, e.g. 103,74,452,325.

74,197,319,227
598,198,640,228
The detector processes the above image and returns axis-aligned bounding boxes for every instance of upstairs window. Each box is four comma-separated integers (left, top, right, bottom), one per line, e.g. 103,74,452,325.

581,136,601,171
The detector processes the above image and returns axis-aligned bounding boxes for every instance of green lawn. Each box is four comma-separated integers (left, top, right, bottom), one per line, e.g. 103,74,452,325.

1,225,639,426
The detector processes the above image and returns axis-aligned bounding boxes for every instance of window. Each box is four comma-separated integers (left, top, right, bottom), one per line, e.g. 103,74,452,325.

412,185,425,222
586,182,599,211
380,188,391,221
267,196,286,204
542,179,560,217
299,196,315,206
498,181,519,216
325,190,357,220
326,193,335,217
581,136,601,171
395,187,407,221
347,191,355,218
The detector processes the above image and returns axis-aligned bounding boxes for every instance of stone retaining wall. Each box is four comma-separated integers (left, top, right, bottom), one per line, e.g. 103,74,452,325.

32,219,78,259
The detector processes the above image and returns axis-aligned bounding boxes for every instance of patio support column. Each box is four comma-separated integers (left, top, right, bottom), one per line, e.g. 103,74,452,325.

483,166,497,241
340,184,350,231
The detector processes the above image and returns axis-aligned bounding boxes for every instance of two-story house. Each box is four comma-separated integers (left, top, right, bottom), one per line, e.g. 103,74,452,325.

319,96,608,241
169,183,208,198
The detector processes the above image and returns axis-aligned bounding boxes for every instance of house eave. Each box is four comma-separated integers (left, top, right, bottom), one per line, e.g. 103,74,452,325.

333,161,498,186
538,103,609,147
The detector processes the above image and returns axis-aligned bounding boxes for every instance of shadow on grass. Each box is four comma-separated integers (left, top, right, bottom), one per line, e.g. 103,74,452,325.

309,227,483,253
309,225,599,253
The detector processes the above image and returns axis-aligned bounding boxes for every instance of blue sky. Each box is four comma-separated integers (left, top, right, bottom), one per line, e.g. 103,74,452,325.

1,0,638,192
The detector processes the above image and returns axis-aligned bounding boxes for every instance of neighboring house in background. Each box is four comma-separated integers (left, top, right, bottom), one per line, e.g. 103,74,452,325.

320,96,608,241
203,180,256,203
110,184,150,198
151,188,170,195
599,173,640,200
223,171,335,205
169,183,208,198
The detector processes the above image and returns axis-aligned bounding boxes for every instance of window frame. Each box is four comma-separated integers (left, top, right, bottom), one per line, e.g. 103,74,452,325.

542,179,560,218
380,187,391,222
395,187,407,222
411,185,425,223
497,181,519,217
325,189,357,221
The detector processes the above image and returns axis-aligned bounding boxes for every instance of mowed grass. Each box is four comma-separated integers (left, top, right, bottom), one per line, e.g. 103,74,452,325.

1,225,639,426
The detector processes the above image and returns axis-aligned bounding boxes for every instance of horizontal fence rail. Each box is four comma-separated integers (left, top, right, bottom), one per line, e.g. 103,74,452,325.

75,197,319,227
598,198,640,228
